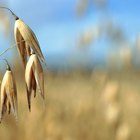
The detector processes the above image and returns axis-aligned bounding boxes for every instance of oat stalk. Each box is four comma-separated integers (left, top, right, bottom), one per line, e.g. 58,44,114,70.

3,58,10,70
0,7,18,20
0,40,25,57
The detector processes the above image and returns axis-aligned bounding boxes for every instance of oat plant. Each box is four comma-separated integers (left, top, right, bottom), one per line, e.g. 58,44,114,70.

0,7,46,122
0,60,18,122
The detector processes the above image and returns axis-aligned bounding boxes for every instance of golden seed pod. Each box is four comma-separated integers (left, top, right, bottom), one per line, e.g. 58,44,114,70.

25,53,44,111
0,66,18,122
14,18,45,67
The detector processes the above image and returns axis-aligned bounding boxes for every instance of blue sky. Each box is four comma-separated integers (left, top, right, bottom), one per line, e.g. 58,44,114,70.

0,0,140,69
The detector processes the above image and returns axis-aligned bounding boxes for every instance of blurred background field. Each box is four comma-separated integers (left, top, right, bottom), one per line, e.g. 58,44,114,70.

1,69,140,140
0,0,140,140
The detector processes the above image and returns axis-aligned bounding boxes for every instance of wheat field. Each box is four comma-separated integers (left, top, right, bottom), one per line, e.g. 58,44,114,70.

0,68,140,140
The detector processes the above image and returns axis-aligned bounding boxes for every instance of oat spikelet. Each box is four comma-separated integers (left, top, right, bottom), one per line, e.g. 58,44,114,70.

15,28,28,67
0,64,18,122
14,18,45,66
25,53,44,111
0,7,45,66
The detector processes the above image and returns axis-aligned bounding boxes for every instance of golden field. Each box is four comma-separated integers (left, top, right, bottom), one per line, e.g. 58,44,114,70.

0,68,140,140
0,1,139,140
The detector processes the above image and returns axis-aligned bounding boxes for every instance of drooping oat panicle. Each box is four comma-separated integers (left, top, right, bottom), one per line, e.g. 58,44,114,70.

0,7,46,65
0,64,18,122
25,53,44,111
14,18,45,66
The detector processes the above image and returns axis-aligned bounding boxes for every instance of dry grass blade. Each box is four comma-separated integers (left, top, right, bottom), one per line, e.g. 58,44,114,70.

0,68,18,122
25,53,44,111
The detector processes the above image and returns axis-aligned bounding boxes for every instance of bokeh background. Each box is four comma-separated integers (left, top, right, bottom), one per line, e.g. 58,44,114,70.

0,0,140,140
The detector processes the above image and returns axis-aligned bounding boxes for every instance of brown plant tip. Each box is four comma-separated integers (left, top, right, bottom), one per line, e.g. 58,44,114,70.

14,18,46,68
25,54,44,111
0,68,18,122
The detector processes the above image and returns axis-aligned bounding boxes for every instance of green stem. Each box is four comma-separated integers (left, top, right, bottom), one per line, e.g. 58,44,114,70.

0,40,25,57
0,46,15,57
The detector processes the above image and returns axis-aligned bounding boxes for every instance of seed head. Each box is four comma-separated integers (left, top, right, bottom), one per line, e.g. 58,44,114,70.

25,53,44,111
0,65,18,122
14,18,45,67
